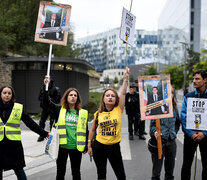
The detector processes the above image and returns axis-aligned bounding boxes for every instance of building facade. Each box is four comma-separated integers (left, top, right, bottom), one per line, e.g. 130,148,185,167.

158,0,202,64
2,57,94,113
76,28,158,72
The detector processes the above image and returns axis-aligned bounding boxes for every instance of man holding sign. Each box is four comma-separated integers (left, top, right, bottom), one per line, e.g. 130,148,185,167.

181,70,207,180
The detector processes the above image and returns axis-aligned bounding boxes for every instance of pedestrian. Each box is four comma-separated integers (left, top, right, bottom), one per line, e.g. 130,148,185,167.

37,78,61,142
0,86,49,180
87,67,130,180
125,84,145,140
183,85,189,96
134,80,147,136
42,76,88,180
148,85,180,180
181,70,207,180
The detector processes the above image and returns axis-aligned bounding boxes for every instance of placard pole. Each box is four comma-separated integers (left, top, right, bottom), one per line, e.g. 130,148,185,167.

156,119,162,159
46,44,53,91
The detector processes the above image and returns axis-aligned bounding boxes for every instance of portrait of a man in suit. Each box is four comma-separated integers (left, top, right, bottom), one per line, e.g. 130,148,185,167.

146,87,167,116
40,13,63,41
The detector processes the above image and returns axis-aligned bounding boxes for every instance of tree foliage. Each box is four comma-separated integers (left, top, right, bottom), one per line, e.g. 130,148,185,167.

0,0,80,58
185,49,200,82
141,65,158,76
163,64,184,89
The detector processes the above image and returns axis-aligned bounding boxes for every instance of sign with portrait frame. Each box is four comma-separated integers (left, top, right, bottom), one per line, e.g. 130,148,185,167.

34,1,71,46
138,74,173,120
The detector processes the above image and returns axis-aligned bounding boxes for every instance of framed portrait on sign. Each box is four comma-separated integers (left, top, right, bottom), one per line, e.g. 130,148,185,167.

138,74,173,120
34,1,71,46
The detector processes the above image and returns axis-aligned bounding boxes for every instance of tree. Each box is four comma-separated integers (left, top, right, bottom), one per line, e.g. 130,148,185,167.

0,0,80,58
141,65,158,76
185,49,200,82
163,64,184,89
113,76,119,84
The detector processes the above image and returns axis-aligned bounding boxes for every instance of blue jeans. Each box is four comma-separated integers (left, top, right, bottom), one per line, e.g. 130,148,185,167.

151,139,176,180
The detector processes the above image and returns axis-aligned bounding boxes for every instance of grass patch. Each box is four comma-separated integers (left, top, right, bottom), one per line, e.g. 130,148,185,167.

83,92,102,122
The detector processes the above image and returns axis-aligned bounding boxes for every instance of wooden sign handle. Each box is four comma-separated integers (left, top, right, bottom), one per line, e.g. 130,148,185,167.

156,119,162,159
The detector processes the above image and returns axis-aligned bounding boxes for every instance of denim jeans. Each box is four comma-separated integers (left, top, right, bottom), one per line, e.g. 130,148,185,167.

151,139,176,180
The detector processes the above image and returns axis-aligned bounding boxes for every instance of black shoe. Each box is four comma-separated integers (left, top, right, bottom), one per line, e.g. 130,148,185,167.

143,131,147,135
139,135,146,140
37,136,44,142
129,135,134,140
134,131,139,136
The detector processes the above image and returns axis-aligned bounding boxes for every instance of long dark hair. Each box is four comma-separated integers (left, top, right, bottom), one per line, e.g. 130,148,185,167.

0,86,16,102
98,88,119,113
60,88,82,110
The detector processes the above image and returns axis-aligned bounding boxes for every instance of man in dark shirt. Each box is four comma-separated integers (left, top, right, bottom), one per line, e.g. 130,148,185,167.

125,85,145,140
37,79,61,142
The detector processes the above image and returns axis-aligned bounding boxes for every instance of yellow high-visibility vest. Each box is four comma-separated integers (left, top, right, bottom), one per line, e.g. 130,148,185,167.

0,103,23,141
57,107,88,152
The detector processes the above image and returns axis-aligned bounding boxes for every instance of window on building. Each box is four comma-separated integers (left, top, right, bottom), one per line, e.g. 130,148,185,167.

66,64,72,70
54,64,64,70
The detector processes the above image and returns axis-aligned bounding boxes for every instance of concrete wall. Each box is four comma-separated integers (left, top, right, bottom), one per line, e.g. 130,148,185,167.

0,58,13,87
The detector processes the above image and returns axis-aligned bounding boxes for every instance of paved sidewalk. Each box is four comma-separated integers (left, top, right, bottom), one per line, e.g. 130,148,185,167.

3,121,55,180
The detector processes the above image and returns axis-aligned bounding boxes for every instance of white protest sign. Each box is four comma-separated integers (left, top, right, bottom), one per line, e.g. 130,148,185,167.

120,7,136,46
186,98,207,130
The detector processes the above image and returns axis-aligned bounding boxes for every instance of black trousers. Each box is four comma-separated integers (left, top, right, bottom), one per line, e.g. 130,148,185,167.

181,135,207,180
151,139,176,180
39,108,56,131
56,147,82,180
127,113,138,135
0,168,27,180
92,140,126,180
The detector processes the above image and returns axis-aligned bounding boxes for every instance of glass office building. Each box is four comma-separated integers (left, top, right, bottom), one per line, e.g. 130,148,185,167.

158,0,201,64
201,1,207,49
76,28,158,72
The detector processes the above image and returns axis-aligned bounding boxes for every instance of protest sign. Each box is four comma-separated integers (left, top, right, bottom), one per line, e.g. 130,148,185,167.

187,98,207,130
120,7,136,46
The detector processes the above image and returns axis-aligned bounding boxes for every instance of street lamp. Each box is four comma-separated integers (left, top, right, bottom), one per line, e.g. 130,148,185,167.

179,41,188,90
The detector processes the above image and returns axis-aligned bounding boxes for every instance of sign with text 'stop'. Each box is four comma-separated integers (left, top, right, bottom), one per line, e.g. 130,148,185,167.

187,98,207,131
120,7,136,46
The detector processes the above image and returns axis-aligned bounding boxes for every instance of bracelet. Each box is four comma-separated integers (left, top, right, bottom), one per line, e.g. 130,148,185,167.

88,139,92,143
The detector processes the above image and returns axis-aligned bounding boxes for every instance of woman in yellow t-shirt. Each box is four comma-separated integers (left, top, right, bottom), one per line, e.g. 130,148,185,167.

88,67,130,180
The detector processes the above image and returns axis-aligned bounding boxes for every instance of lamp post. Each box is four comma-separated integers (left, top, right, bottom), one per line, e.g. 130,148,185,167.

179,41,188,89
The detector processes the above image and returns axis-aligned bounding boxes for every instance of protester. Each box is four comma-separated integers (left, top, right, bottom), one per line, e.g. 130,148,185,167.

125,84,145,140
181,70,207,180
37,79,61,142
87,67,130,180
42,76,88,180
0,86,49,180
148,85,180,180
134,80,147,135
183,85,189,96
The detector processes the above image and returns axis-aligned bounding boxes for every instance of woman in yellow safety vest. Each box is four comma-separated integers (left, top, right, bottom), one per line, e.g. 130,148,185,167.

42,76,88,180
0,86,49,180
88,67,130,180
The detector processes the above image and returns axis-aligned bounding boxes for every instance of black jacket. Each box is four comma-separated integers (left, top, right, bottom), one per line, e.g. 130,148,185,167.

0,100,48,171
125,92,140,115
